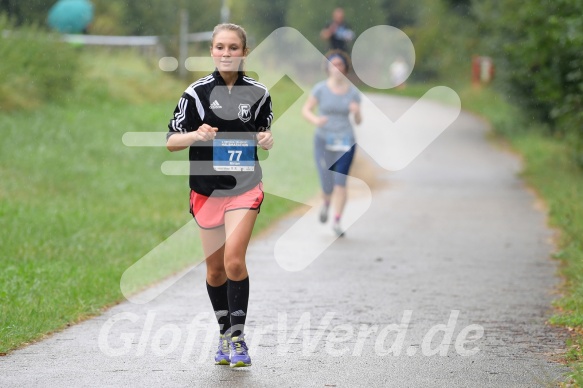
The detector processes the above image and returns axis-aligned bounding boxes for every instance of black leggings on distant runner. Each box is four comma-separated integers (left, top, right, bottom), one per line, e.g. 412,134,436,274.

314,135,356,195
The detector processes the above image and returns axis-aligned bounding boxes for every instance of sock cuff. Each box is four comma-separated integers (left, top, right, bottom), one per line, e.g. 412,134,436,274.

206,280,228,290
227,276,249,285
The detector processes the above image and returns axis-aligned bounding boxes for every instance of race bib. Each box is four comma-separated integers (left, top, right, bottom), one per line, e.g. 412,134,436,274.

213,139,255,171
325,132,353,152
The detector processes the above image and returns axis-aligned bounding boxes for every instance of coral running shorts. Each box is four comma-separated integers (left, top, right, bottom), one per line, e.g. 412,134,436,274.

189,183,264,229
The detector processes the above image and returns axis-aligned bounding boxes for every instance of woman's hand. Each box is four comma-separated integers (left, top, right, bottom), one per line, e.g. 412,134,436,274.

194,124,218,142
349,102,362,125
166,124,217,152
257,130,274,150
315,116,329,128
302,95,328,127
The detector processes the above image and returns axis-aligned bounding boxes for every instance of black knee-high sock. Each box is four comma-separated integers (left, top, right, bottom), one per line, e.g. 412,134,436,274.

227,277,249,338
206,281,231,335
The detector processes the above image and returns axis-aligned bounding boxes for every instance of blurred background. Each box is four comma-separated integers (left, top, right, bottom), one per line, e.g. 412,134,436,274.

1,0,581,154
1,0,582,382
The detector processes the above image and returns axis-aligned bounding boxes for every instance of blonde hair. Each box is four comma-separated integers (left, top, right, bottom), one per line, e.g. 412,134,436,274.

211,23,249,72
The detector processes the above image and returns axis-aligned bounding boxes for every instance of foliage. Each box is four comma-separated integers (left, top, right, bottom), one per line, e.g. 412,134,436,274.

76,0,223,43
89,0,224,65
444,0,472,16
0,15,80,111
380,0,418,28
0,0,51,26
89,1,126,35
473,0,583,165
230,0,290,45
405,0,478,83
0,0,224,36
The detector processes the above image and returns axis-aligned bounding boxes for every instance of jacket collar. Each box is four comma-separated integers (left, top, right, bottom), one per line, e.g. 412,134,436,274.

213,69,245,86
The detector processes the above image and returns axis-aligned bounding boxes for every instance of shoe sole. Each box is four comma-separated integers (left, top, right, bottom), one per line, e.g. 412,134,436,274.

215,359,230,365
230,361,251,368
319,207,328,223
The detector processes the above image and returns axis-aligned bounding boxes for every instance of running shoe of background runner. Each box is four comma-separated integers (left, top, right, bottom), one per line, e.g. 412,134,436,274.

333,221,345,237
319,204,329,223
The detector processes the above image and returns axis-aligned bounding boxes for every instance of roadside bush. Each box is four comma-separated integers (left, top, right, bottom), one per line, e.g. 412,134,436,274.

0,15,79,111
473,0,583,166
407,0,478,84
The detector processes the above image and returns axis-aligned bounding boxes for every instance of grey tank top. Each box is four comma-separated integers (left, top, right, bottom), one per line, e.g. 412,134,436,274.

311,80,361,140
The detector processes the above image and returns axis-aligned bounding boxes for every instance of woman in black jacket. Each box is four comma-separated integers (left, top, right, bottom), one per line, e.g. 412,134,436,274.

167,23,274,368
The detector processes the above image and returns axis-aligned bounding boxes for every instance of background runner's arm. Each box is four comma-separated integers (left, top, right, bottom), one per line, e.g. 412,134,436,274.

350,90,362,125
302,95,327,127
350,101,362,125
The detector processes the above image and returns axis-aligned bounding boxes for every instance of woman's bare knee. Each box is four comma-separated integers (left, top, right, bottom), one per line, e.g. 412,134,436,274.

206,270,227,286
206,255,227,286
224,257,247,280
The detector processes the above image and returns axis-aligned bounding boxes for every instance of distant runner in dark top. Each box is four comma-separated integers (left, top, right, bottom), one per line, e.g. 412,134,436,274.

320,7,355,53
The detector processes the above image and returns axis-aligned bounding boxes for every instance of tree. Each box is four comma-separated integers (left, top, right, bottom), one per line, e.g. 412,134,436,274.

402,0,478,83
474,0,583,122
474,0,583,163
0,0,52,27
444,0,472,16
380,0,417,28
230,0,289,45
119,0,220,36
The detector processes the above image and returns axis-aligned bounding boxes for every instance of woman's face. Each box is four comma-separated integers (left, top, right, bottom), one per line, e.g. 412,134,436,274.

211,30,245,73
328,56,347,77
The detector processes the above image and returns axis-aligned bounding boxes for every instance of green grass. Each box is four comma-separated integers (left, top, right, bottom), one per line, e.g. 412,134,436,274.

0,49,317,353
0,99,183,352
522,134,583,386
512,130,583,388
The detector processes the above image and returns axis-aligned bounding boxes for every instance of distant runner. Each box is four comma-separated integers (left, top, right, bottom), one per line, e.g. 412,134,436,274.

302,50,362,237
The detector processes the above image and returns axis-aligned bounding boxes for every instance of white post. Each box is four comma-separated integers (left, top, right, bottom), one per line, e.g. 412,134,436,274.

221,0,230,23
179,9,188,78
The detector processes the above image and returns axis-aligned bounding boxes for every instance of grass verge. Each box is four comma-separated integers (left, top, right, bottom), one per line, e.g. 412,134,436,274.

459,86,583,386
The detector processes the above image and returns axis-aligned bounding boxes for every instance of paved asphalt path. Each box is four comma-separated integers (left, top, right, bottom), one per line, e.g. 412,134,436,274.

0,93,569,387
